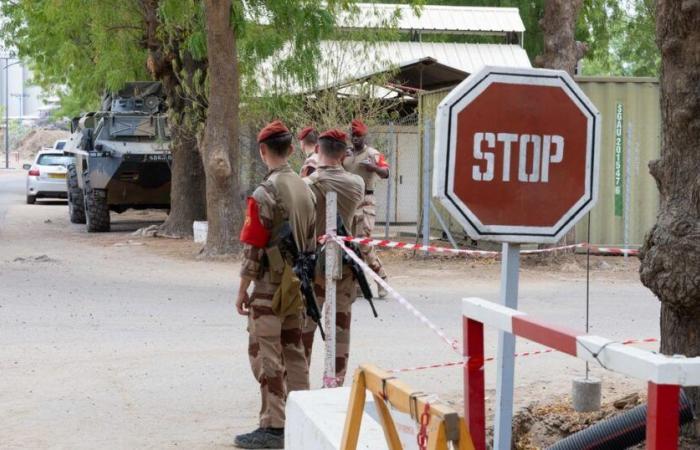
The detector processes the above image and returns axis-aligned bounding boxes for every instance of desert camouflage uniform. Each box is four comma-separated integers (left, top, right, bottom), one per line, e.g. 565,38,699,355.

342,145,389,278
299,152,320,178
302,165,364,385
241,164,316,428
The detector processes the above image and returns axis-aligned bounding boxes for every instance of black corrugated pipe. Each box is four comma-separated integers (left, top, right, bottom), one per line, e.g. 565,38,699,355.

547,390,694,450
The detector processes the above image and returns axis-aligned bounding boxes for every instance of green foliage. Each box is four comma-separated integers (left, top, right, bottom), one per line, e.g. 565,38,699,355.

1,0,149,117
378,0,658,77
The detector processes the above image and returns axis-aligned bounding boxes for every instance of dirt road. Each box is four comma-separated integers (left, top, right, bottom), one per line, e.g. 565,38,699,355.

0,170,660,449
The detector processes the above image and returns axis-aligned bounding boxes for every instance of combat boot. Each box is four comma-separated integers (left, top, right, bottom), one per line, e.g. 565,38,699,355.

234,427,284,449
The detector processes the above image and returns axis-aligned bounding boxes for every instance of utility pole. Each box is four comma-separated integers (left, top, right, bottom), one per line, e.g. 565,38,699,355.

4,56,8,169
3,57,20,169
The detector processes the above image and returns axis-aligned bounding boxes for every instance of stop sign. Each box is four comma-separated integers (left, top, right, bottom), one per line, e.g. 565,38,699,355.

433,66,600,244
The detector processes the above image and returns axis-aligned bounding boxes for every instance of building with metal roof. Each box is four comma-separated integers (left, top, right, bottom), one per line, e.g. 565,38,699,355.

337,3,525,38
260,41,531,95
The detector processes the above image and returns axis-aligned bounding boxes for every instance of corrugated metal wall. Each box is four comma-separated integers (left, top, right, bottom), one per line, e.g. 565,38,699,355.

419,77,661,247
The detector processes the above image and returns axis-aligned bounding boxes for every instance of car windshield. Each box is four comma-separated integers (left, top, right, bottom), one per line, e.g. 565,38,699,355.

37,154,72,167
54,141,66,150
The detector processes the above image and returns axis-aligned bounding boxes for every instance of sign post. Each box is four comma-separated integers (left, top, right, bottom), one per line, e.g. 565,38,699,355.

433,66,600,449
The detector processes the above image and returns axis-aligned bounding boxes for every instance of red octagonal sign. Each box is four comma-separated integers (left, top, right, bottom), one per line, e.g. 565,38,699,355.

434,66,600,244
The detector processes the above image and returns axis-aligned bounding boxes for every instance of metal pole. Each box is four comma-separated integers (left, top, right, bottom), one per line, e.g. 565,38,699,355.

624,123,632,261
430,203,458,249
384,122,393,239
4,58,9,169
421,118,431,251
494,242,520,450
323,191,338,388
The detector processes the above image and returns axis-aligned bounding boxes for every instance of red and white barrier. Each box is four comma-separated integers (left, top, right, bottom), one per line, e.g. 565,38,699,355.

387,338,658,374
462,297,700,450
332,236,640,257
333,236,461,355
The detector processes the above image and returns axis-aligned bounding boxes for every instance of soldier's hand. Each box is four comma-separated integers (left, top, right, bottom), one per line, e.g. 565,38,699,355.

236,291,250,316
359,158,377,172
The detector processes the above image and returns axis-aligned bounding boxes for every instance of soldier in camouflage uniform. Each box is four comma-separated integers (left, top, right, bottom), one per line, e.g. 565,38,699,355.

301,129,365,386
343,119,390,298
235,121,316,449
298,126,320,177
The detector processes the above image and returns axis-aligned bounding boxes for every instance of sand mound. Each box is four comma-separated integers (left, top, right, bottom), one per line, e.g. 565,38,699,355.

13,128,71,162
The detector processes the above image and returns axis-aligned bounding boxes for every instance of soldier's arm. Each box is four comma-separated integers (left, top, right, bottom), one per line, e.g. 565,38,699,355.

238,188,274,280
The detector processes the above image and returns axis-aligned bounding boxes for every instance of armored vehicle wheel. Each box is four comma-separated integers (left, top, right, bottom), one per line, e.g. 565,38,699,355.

26,195,36,204
83,177,110,232
66,163,86,224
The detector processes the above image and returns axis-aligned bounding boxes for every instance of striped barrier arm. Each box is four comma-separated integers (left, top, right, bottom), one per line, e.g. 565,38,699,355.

461,297,700,450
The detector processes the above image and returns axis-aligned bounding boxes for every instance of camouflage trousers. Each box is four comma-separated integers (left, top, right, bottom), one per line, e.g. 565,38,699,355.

247,276,309,429
354,194,387,279
301,272,356,386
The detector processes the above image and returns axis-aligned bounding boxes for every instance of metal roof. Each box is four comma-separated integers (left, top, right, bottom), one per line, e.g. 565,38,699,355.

338,3,526,34
259,41,532,94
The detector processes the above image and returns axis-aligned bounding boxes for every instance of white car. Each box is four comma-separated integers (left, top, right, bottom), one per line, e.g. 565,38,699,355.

23,150,74,204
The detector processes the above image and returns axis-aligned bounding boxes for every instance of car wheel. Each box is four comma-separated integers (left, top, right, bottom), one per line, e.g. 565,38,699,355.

83,176,110,232
26,195,36,205
67,163,86,224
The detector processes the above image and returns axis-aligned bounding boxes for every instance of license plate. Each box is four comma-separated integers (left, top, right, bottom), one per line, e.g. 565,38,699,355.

145,154,172,162
49,173,66,179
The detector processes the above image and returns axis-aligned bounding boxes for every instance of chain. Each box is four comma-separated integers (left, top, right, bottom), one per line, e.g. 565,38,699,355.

417,401,431,450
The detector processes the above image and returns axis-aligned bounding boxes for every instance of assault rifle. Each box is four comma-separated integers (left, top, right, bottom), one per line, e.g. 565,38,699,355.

337,218,379,318
278,224,326,340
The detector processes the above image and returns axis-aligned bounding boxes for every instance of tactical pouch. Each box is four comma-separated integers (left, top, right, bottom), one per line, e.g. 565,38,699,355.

265,246,285,283
272,263,304,317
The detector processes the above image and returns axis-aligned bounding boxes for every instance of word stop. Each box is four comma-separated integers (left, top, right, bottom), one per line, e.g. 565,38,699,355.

471,132,565,183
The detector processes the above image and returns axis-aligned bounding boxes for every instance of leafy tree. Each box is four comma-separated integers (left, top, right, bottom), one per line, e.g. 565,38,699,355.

1,0,207,238
0,0,148,116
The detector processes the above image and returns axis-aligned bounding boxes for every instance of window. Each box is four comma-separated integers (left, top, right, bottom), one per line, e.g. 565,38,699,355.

37,154,73,167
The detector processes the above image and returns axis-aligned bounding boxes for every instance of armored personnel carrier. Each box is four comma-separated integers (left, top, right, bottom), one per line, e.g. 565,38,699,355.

63,82,171,232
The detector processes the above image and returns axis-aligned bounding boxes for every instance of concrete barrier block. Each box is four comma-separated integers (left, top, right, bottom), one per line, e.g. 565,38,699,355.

285,387,388,450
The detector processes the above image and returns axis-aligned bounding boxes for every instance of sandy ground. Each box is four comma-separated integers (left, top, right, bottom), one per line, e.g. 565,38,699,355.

0,170,661,449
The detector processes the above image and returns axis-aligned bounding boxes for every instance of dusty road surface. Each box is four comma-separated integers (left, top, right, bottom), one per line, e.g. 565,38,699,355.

0,169,660,449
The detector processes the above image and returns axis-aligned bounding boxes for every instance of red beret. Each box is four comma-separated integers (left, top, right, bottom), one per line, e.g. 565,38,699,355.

257,120,291,143
351,119,368,136
297,126,315,141
319,129,347,143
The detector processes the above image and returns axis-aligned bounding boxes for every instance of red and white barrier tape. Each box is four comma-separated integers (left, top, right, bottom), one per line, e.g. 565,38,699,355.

387,338,659,374
330,236,640,257
333,236,461,355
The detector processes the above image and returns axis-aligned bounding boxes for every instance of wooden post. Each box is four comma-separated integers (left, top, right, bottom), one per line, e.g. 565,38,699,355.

646,382,680,450
463,317,486,450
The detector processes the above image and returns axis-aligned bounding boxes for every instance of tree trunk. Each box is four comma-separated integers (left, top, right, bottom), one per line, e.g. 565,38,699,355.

535,0,587,75
641,0,700,428
200,0,243,256
535,0,587,246
142,0,206,237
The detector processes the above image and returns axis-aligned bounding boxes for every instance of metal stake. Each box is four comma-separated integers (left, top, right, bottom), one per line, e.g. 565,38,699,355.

323,191,338,388
384,122,393,239
494,242,520,450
